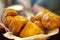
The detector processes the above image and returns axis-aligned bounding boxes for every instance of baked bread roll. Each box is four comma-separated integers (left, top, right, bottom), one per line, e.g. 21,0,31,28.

20,21,44,38
42,12,60,29
9,15,28,36
35,9,60,30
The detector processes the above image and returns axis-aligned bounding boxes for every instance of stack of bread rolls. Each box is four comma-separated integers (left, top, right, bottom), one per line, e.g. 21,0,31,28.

1,8,60,38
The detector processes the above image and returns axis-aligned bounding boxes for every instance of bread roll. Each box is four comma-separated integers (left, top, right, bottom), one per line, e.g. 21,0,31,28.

9,15,28,36
42,12,60,29
20,21,44,38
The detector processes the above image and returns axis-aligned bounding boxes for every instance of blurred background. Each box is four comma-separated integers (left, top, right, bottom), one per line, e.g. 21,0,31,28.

0,0,60,15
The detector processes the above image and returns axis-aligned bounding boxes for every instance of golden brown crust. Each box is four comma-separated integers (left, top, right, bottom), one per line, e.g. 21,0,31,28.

4,16,13,28
35,10,49,21
34,21,43,29
20,21,44,38
9,15,28,36
42,12,60,29
2,9,18,22
4,9,18,17
2,8,60,38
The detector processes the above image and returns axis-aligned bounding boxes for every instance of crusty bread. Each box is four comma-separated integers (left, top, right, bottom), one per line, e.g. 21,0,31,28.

42,12,60,29
9,15,28,36
20,21,44,38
